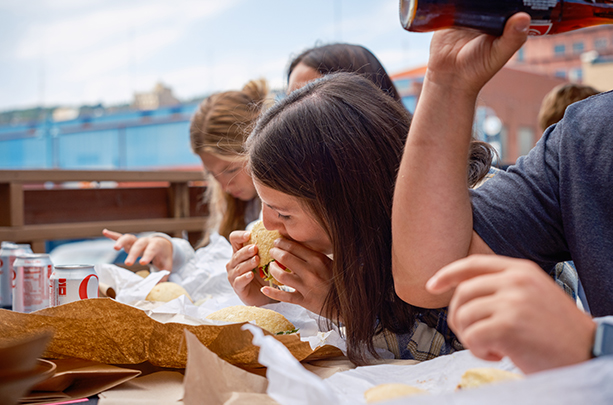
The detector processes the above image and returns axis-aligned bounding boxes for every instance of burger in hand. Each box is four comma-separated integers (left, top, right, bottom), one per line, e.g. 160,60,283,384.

248,221,289,286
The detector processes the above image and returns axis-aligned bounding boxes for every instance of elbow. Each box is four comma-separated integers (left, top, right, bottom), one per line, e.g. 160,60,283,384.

392,262,451,309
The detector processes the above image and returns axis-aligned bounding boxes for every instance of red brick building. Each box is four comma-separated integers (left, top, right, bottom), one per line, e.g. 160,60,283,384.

507,25,613,84
391,67,566,164
392,25,613,165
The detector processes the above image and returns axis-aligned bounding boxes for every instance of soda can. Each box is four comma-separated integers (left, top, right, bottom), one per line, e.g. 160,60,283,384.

0,244,19,308
50,264,99,306
13,254,53,313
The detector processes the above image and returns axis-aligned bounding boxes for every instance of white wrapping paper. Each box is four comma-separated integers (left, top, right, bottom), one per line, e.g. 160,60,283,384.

246,323,613,405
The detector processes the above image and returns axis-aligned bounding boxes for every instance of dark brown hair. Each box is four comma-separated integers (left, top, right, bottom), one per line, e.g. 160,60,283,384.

288,43,402,101
248,73,493,364
248,73,414,364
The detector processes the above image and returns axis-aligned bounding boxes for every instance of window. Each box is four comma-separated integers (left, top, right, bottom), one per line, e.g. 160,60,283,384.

554,44,566,57
568,68,583,82
555,70,567,79
594,38,607,49
572,42,585,54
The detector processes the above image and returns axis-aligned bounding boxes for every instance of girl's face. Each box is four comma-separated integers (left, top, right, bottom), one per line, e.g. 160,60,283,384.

255,181,332,255
287,62,323,94
198,150,257,201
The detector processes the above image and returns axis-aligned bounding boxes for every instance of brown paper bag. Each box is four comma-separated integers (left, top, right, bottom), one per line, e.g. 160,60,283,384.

0,299,343,369
20,358,141,404
183,330,277,405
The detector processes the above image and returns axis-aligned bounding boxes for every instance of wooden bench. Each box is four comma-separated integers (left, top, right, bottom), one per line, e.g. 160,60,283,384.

0,170,207,253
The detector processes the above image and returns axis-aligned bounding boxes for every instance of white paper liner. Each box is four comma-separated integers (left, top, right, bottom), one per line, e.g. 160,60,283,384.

245,322,613,405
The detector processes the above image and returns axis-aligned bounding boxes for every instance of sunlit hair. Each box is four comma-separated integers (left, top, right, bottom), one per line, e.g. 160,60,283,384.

287,43,402,101
189,79,268,245
538,83,599,132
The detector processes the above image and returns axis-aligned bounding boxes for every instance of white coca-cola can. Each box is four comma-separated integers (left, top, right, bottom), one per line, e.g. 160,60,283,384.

0,244,18,308
13,254,53,313
50,264,99,306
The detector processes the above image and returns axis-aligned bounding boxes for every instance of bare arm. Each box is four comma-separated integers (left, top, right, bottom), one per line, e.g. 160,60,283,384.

392,14,530,308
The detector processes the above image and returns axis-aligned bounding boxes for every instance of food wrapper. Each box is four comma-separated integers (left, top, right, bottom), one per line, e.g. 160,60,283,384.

245,323,613,405
0,298,342,369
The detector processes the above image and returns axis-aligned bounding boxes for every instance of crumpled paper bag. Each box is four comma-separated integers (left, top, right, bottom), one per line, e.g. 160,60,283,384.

183,329,274,405
0,298,342,369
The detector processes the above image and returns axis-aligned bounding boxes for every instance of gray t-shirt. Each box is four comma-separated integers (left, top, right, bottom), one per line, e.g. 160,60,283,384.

471,90,613,317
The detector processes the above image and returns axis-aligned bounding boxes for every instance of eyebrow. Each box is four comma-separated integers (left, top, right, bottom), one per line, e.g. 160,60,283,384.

265,202,291,213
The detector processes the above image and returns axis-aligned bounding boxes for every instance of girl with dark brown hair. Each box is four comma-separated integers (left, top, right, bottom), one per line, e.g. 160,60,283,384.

226,72,495,364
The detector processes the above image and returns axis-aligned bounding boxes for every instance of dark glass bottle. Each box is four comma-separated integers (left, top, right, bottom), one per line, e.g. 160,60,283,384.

400,0,613,36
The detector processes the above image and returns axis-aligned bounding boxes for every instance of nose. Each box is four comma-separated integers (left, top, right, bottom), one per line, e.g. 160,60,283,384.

261,205,284,234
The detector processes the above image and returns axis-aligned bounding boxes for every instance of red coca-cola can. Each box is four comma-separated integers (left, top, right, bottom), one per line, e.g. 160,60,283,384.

49,264,99,306
13,254,53,313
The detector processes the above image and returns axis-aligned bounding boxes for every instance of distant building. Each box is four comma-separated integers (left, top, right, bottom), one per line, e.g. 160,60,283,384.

581,51,613,91
508,25,613,85
391,66,567,164
132,82,180,111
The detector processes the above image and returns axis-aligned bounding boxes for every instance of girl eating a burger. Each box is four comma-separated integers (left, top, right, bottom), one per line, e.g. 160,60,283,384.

226,72,495,364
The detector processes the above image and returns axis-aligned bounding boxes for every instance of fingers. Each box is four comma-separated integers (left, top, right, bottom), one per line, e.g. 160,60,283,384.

226,245,259,286
426,254,532,294
102,229,122,241
232,270,256,292
494,12,530,65
111,233,138,252
261,285,301,304
229,230,252,252
124,237,150,266
139,238,173,270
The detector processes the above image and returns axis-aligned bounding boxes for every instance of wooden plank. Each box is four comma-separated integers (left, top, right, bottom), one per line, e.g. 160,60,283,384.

30,241,46,254
0,170,203,183
0,183,24,227
0,217,206,241
23,188,171,224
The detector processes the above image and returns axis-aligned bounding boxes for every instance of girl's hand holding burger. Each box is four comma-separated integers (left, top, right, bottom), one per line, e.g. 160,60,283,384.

226,230,273,307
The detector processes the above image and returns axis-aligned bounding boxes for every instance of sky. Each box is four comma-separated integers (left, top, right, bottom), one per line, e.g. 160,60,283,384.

0,0,433,112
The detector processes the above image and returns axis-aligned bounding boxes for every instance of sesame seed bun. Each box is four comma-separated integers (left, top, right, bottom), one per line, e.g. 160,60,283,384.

206,305,296,335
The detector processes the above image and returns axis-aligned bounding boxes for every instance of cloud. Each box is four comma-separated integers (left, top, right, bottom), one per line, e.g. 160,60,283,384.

14,0,240,60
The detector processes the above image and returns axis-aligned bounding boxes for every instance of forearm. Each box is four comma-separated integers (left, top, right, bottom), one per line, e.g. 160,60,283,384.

392,76,478,308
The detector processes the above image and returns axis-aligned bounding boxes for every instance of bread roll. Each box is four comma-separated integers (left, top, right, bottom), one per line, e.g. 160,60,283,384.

146,282,192,303
457,368,523,390
364,383,427,403
206,305,296,335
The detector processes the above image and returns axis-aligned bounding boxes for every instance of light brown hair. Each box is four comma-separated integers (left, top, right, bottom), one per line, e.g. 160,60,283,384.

538,83,599,132
190,79,269,245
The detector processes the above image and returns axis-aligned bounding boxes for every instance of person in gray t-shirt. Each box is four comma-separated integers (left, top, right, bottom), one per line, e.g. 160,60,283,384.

392,12,608,374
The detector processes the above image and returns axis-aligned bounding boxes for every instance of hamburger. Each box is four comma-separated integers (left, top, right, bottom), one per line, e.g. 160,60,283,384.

248,221,288,286
206,305,297,335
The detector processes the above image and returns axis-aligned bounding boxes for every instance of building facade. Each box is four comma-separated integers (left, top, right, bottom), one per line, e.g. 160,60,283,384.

508,24,613,86
391,67,567,165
